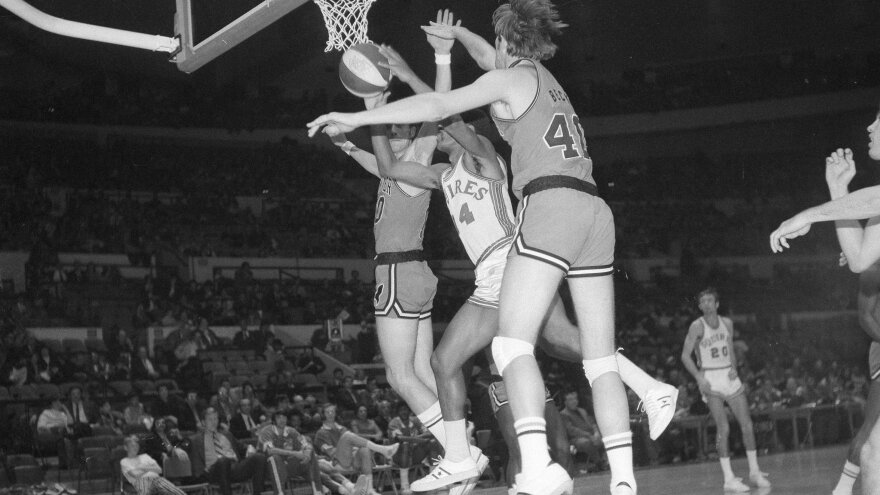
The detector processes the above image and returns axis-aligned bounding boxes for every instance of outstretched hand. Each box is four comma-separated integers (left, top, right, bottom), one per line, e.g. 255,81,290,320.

307,113,359,138
377,45,416,84
769,213,813,253
421,9,460,44
425,9,460,54
825,148,855,198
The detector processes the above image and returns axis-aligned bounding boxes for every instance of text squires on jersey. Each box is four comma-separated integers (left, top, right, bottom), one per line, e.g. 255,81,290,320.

444,179,490,202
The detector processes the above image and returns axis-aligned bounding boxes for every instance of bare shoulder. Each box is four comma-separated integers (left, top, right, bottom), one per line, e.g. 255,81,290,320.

687,318,704,338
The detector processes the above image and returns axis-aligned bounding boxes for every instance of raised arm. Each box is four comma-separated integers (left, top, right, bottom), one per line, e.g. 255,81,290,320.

307,69,518,137
329,132,380,178
858,265,880,342
442,115,499,166
422,16,495,72
770,183,880,256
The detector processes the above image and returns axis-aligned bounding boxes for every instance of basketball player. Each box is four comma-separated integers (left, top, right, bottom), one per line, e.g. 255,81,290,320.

770,113,880,495
309,2,639,493
680,288,770,492
373,36,677,494
830,263,880,495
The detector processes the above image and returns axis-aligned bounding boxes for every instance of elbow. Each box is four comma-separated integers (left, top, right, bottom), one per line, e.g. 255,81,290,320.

848,259,870,274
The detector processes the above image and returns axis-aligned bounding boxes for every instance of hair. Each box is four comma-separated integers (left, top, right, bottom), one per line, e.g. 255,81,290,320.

124,434,140,446
698,287,720,303
273,409,287,421
202,406,217,420
492,0,567,61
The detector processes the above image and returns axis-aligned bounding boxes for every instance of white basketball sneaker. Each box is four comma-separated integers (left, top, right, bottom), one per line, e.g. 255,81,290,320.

410,457,480,492
610,481,636,495
642,383,679,440
723,477,750,492
514,463,572,495
749,471,771,488
449,446,491,495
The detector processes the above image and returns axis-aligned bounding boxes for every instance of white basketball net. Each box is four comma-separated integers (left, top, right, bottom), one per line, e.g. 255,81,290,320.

313,0,376,52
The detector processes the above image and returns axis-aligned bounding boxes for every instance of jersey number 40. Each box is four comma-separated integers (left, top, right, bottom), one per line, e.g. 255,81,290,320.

543,113,589,159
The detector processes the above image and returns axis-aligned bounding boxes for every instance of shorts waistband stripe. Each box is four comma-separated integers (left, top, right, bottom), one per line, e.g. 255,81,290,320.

523,176,598,197
375,250,424,264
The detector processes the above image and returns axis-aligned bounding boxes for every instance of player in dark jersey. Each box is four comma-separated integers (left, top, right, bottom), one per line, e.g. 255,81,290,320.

770,111,880,495
309,2,637,494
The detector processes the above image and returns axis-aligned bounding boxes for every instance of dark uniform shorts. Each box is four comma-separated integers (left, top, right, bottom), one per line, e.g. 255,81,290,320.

373,260,437,320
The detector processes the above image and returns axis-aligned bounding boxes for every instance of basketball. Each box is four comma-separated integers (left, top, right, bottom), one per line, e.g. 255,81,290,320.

338,42,391,98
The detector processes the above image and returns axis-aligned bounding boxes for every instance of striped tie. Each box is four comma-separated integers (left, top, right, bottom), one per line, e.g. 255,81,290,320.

213,432,226,458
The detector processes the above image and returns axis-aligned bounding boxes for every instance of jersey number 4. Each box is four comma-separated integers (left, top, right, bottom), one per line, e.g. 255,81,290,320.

458,203,476,225
543,113,589,159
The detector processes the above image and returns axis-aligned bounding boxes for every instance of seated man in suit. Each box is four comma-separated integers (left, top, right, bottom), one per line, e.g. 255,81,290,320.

178,391,204,433
152,384,183,423
260,410,369,495
229,398,262,440
188,407,268,495
65,385,96,438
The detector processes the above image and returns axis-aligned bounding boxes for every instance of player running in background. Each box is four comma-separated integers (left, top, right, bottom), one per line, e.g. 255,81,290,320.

309,2,643,492
681,288,770,492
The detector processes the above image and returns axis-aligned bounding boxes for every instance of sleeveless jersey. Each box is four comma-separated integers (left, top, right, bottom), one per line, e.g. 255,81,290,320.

696,317,732,370
490,59,594,199
373,178,430,253
440,154,516,266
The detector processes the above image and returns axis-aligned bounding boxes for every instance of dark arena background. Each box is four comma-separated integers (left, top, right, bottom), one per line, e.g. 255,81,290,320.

0,0,879,494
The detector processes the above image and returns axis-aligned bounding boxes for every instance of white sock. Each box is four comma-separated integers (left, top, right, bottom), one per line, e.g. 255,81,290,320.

720,457,735,482
416,401,446,448
616,351,655,400
832,460,860,495
603,432,636,491
443,419,471,462
746,449,760,474
514,417,551,477
399,468,410,490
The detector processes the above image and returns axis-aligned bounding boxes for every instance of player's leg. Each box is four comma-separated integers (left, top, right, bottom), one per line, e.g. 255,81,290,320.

492,388,521,489
544,398,574,474
706,395,746,492
493,255,571,493
568,274,634,494
727,392,770,487
376,316,444,443
541,294,678,439
411,303,496,490
861,418,880,495
834,378,880,494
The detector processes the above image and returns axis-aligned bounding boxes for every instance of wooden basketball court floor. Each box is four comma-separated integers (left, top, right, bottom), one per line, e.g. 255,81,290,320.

472,444,855,495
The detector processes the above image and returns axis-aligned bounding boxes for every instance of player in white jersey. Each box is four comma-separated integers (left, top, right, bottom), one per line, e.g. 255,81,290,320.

372,33,677,494
681,288,770,492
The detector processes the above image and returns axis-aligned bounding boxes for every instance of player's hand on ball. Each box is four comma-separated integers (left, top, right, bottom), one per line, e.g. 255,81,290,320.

825,148,856,198
307,113,358,138
769,213,812,253
377,46,415,83
363,91,389,110
425,9,460,54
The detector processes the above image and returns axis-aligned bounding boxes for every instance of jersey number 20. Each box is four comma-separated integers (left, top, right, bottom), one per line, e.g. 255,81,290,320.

543,113,588,159
710,347,729,359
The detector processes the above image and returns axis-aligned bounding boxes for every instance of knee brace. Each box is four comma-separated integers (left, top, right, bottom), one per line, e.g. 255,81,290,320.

491,336,534,376
582,355,619,386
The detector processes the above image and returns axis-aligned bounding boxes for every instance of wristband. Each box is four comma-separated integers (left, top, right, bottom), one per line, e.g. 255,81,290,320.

340,141,356,155
434,53,451,65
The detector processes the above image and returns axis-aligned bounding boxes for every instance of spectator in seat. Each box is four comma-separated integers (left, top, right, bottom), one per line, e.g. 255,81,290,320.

65,385,95,438
144,416,190,465
559,391,603,465
37,397,74,468
313,403,398,494
335,376,360,413
97,401,125,435
350,405,383,442
229,398,262,440
106,326,135,357
7,355,30,386
152,383,183,422
125,395,151,427
296,350,326,376
259,410,366,495
178,390,205,433
132,345,162,380
188,407,267,495
32,346,60,383
233,319,259,351
121,434,186,495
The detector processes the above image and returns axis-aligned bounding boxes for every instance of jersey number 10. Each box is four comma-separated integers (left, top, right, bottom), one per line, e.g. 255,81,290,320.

543,113,589,159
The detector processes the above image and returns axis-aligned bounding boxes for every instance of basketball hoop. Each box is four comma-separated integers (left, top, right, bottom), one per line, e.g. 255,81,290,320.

313,0,376,52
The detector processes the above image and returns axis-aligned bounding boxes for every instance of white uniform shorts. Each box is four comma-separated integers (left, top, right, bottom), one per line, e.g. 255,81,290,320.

467,245,508,309
702,367,745,401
